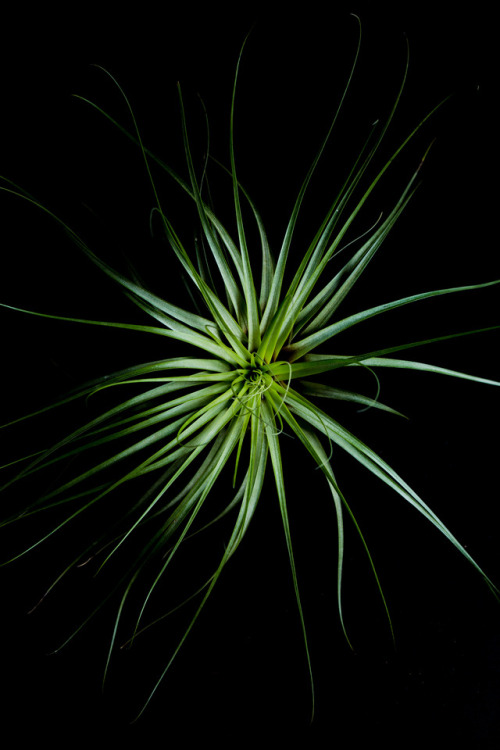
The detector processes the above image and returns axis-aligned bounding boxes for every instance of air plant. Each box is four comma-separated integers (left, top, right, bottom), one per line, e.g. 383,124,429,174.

1,21,498,721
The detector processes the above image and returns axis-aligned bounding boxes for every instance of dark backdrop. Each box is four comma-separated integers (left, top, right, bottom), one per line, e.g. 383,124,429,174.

1,2,498,744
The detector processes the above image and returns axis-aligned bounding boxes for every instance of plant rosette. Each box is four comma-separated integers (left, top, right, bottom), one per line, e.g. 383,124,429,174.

1,20,498,721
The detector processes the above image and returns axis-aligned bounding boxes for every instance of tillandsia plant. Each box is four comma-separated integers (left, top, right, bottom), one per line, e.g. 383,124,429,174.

1,22,499,720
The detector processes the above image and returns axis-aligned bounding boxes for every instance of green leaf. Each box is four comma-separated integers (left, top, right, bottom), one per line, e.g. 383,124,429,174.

285,279,500,361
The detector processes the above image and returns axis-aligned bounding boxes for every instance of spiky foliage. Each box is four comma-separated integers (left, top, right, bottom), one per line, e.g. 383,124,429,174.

1,26,498,720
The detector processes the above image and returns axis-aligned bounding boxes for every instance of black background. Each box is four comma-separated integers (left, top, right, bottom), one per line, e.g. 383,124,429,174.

1,1,499,744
